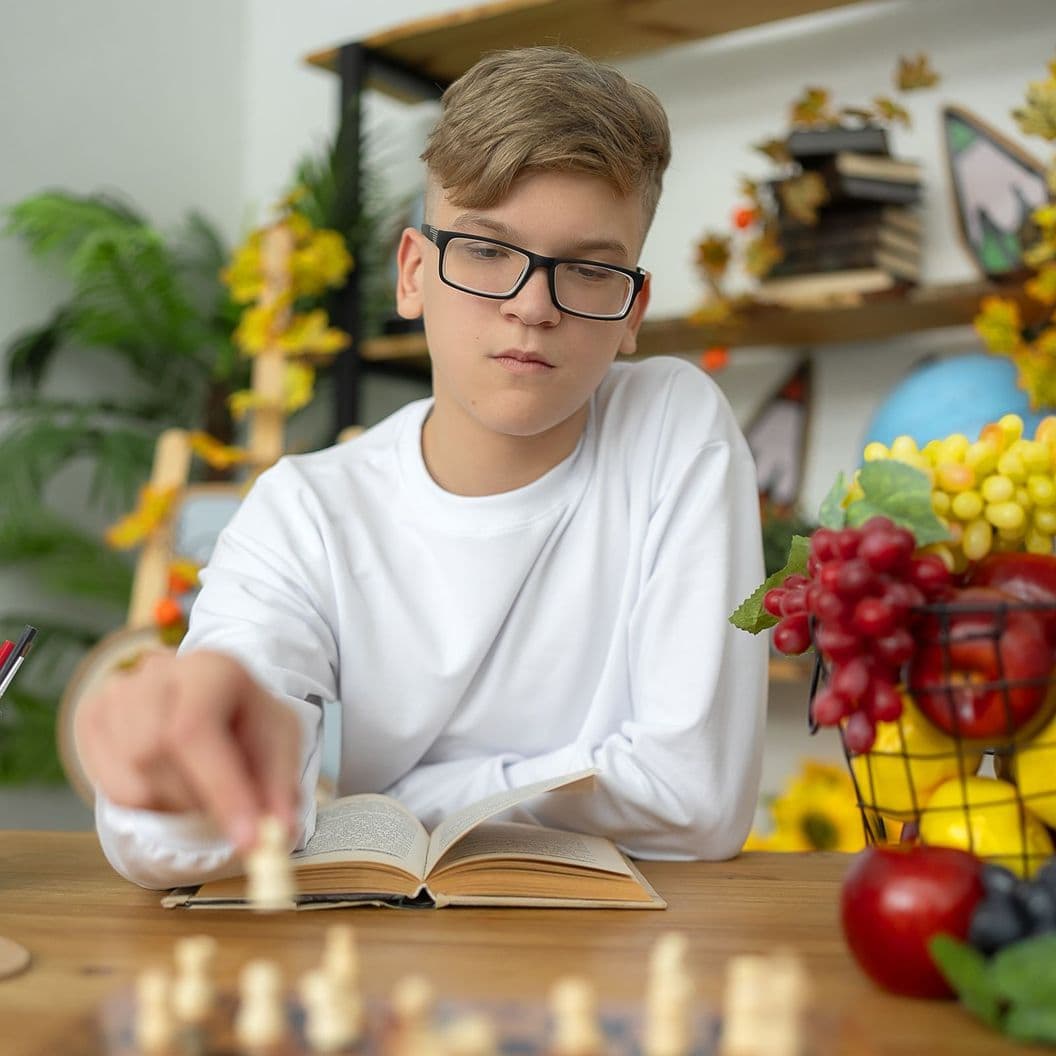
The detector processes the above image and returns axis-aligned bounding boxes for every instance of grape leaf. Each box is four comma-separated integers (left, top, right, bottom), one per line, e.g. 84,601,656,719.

818,471,848,529
990,934,1056,1008
729,534,810,633
844,461,950,545
928,936,1003,1030
1004,1004,1056,1044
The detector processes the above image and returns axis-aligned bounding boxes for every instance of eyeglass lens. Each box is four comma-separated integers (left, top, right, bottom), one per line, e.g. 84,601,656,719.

442,237,633,318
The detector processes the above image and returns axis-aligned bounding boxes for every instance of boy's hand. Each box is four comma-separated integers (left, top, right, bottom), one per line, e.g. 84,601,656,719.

74,650,302,851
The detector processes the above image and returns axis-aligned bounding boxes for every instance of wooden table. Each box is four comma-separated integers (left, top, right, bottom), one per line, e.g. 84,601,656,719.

0,831,1033,1054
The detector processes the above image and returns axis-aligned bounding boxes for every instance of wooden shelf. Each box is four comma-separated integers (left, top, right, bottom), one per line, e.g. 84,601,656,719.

768,656,812,684
361,279,1029,362
306,0,866,96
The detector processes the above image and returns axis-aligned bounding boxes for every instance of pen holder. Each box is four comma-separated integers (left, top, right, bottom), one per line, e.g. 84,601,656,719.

809,596,1056,878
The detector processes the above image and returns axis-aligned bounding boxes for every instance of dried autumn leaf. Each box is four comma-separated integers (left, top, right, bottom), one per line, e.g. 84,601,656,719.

896,53,940,91
974,296,1024,354
1026,264,1056,306
755,138,793,165
689,298,736,326
873,96,911,127
790,87,835,127
839,106,875,123
1014,77,1056,141
739,177,762,207
744,233,785,278
695,233,732,279
778,172,830,226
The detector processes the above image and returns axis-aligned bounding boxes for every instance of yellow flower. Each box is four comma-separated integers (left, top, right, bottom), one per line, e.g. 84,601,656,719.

189,431,250,470
283,362,316,414
974,296,1024,355
221,233,264,304
763,760,866,852
227,363,318,420
105,485,178,550
291,230,353,298
1026,264,1056,305
232,302,287,355
279,309,350,357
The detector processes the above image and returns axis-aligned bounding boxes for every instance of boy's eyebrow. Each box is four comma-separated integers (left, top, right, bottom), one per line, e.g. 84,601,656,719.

450,213,630,260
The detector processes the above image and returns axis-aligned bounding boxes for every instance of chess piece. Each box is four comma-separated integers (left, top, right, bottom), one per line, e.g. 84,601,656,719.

246,815,296,912
135,967,174,1054
550,976,604,1056
321,925,363,1037
643,932,695,1056
444,1014,498,1056
235,959,286,1050
390,974,435,1056
172,934,218,1027
719,950,807,1056
300,968,361,1053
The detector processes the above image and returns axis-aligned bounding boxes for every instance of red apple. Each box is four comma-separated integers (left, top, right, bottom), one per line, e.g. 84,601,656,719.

840,845,984,999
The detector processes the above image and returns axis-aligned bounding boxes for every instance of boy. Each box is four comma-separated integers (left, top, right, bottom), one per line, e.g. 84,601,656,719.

75,46,767,889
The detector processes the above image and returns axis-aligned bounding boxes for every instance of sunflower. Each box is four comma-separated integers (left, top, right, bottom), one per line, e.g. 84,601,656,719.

745,760,865,852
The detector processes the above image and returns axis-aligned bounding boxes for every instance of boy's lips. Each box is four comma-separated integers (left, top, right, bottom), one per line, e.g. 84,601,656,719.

491,349,555,374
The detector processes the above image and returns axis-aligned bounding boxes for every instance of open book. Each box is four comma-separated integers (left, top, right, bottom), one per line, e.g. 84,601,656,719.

162,769,665,910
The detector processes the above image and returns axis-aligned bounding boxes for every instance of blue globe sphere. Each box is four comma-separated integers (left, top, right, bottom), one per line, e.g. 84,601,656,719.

863,353,1047,452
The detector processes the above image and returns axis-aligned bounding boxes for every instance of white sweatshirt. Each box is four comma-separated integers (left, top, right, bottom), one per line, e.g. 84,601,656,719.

96,357,768,888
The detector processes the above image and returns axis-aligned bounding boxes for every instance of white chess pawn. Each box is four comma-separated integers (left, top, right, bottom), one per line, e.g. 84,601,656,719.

135,967,174,1054
550,976,605,1056
300,967,361,1052
172,934,218,1027
644,932,694,1056
321,925,363,1037
246,816,296,912
391,974,435,1056
445,1013,499,1056
322,924,359,988
235,959,286,1049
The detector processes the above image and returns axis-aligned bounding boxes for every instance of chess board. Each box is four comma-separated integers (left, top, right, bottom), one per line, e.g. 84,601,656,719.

63,988,721,1054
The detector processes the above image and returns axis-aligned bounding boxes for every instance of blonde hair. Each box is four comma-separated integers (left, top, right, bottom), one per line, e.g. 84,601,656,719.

421,46,671,231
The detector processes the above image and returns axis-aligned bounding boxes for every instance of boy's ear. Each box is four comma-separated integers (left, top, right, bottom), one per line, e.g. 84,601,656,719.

616,272,651,358
396,227,425,320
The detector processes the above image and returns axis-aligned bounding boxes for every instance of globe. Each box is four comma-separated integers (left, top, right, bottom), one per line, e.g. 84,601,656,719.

863,353,1048,451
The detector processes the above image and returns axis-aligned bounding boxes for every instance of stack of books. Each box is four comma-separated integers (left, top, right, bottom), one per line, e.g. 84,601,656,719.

758,125,923,306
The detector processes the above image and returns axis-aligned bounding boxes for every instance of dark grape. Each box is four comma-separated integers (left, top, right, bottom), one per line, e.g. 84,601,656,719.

1016,882,1056,933
858,527,912,574
783,574,809,590
780,587,808,616
1035,858,1056,894
810,527,839,563
969,894,1032,956
834,558,875,600
815,625,862,664
874,627,915,667
908,554,953,599
860,515,896,535
810,589,847,624
833,528,863,559
980,863,1018,898
865,680,902,723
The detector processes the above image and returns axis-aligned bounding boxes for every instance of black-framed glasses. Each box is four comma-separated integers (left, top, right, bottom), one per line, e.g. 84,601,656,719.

420,224,646,321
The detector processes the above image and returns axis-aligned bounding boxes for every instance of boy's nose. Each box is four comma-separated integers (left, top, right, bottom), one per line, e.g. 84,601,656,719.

501,266,561,326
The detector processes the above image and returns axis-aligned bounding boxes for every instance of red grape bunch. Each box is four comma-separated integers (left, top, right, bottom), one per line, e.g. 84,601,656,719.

764,517,953,754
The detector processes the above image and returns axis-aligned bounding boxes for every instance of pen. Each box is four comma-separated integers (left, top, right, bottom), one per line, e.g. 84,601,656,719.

0,626,37,699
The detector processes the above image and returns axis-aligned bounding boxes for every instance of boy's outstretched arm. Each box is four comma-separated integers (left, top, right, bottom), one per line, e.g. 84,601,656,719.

81,460,336,889
387,427,769,860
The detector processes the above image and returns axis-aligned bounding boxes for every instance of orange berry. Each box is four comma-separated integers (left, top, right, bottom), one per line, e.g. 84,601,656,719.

732,206,757,230
700,347,730,372
154,597,183,627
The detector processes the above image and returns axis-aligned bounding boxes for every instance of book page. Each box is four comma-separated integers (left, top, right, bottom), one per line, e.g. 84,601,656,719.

429,821,634,876
293,794,430,879
424,768,597,876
